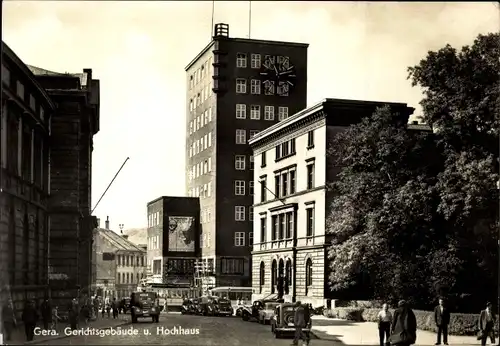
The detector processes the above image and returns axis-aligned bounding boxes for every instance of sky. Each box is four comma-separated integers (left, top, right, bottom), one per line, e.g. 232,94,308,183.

2,1,498,230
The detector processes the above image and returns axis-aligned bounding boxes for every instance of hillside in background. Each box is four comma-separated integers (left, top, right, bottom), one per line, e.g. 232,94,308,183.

124,228,147,246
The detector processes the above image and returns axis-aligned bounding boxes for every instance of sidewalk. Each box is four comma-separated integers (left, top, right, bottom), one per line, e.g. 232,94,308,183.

310,315,479,345
4,314,129,345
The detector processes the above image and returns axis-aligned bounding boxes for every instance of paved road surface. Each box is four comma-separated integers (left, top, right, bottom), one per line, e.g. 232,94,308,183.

40,313,343,345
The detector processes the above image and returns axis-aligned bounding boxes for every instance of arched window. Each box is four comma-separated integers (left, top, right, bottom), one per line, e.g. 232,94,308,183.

285,259,292,290
305,258,313,295
259,262,265,293
271,260,277,293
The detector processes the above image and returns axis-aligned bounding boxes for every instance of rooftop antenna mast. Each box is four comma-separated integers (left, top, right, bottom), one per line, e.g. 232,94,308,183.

248,1,252,38
211,0,215,38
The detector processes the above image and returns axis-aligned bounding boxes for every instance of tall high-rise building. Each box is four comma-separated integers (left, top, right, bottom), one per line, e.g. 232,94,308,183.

185,23,308,287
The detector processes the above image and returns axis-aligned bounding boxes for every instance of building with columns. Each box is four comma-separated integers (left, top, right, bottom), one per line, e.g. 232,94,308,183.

249,98,415,307
0,42,54,311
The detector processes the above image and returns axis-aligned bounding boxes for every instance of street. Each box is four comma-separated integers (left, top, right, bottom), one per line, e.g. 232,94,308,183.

36,313,340,345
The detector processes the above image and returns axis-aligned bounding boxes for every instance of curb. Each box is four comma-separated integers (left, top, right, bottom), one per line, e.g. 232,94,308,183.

26,320,129,345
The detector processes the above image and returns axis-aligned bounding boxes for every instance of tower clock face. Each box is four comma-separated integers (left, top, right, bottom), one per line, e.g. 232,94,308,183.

259,55,296,96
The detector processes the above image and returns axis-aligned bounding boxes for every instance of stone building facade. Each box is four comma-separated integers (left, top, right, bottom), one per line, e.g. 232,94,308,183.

249,98,414,307
0,42,54,312
184,23,308,287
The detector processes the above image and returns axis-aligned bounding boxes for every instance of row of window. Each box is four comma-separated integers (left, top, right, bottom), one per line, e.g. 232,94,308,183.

148,235,161,250
2,64,46,121
234,206,254,222
235,78,289,96
200,232,212,248
235,104,289,121
188,132,213,158
117,272,145,285
189,86,212,112
234,155,255,171
234,180,256,196
148,212,161,228
189,182,212,199
188,158,212,181
259,207,315,243
234,231,253,247
200,208,213,224
259,258,313,294
189,108,213,135
260,131,315,168
117,255,145,267
235,54,289,70
259,161,315,202
188,57,212,90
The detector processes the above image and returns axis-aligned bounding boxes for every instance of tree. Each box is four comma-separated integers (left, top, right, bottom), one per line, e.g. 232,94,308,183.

327,33,499,309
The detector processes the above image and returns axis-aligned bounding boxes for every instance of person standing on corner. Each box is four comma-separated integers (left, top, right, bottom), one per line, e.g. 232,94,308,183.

389,300,417,346
478,302,496,345
292,301,308,346
434,297,450,345
21,300,38,342
377,303,392,346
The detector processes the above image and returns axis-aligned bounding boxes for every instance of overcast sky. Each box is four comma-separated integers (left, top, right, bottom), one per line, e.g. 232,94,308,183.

3,1,498,230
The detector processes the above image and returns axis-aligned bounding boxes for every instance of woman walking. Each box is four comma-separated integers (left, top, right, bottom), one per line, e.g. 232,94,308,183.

389,300,417,346
378,303,392,346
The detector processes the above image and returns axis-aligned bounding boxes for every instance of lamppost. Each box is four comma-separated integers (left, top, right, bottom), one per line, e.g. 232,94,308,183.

119,224,124,234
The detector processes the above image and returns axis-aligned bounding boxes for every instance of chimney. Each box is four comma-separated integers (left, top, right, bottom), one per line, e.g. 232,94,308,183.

105,216,109,230
96,218,101,228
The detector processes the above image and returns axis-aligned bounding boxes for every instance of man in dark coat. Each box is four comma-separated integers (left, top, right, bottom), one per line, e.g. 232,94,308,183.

389,300,417,346
40,298,52,330
276,275,284,300
68,299,79,330
1,299,17,342
112,298,119,319
434,298,450,345
293,301,308,346
478,302,496,345
22,300,38,341
130,293,137,323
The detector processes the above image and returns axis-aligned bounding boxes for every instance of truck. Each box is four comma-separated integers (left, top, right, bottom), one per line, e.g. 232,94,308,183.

131,291,160,323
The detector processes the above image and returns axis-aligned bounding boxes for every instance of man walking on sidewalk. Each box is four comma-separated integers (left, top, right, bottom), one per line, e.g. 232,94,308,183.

21,300,38,342
1,299,17,342
292,301,308,346
40,298,52,330
434,297,450,345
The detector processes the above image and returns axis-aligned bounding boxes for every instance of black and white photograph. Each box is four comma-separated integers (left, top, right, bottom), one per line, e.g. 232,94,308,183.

0,1,498,345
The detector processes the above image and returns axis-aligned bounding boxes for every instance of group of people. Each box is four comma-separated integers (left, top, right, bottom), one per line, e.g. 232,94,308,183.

376,299,497,346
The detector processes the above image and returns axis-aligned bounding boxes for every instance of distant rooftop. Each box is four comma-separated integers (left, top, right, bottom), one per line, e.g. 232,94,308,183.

27,64,88,87
96,227,145,252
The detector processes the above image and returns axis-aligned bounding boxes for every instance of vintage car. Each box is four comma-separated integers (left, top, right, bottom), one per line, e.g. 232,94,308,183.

270,303,311,338
181,299,191,314
258,301,280,324
198,296,219,316
119,297,131,313
241,298,283,322
131,291,160,323
212,297,233,316
190,298,201,314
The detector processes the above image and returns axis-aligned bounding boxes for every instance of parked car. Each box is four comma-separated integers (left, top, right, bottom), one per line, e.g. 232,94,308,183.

258,302,280,324
198,296,219,316
241,298,283,322
181,299,191,314
131,291,160,323
270,303,311,339
119,298,131,313
190,298,201,314
213,297,233,316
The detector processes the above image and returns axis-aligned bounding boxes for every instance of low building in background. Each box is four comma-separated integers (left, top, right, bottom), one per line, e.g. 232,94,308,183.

146,197,201,297
93,216,147,299
249,98,415,307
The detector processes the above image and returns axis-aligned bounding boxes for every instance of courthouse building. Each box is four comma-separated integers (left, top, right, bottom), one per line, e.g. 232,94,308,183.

248,98,415,307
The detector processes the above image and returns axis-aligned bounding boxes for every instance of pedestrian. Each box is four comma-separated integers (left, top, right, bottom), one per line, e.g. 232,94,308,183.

277,274,284,300
68,299,78,330
292,301,308,346
106,303,111,318
51,306,60,329
1,299,17,342
434,297,450,345
388,300,417,346
112,298,119,319
377,303,392,346
101,304,106,318
478,302,496,345
130,293,137,323
21,300,38,342
40,298,52,330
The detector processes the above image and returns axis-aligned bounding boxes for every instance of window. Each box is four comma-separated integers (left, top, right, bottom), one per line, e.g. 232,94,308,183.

271,215,278,241
260,177,267,202
235,129,246,144
260,217,267,243
282,172,288,197
235,206,246,221
189,121,193,135
208,157,212,172
234,233,245,246
236,79,247,93
250,130,259,139
307,163,315,189
1,64,10,85
208,107,212,122
274,175,281,198
16,81,24,99
261,152,267,167
285,212,294,238
236,53,247,68
234,180,245,195
235,155,246,170
306,207,315,237
207,182,212,197
189,75,194,89
221,258,244,274
250,105,261,120
236,104,246,119
264,106,274,120
289,170,296,194
29,95,36,111
263,55,276,68
278,107,289,121
208,132,212,147
249,181,254,195
204,134,208,149
250,79,261,94
307,130,314,148
264,81,275,95
204,110,209,124
251,54,261,69
249,155,254,170
249,232,253,246
305,258,313,294
277,81,289,96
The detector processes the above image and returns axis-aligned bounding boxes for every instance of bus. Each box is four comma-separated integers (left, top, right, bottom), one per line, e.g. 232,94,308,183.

208,287,253,306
